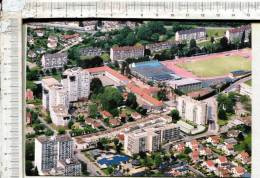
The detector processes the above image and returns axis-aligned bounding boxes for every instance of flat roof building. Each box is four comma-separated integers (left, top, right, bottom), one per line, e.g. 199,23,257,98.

167,78,202,93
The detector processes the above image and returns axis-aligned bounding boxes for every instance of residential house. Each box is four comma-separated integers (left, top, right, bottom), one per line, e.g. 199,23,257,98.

109,118,121,127
232,166,245,177
215,156,228,166
206,135,220,146
225,25,251,43
47,35,58,49
236,151,250,164
202,160,216,172
186,140,199,151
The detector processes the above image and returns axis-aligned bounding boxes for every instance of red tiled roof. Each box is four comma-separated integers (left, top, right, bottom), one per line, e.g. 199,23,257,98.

26,89,34,100
218,156,228,163
63,33,80,40
109,118,121,126
206,160,214,167
86,66,162,107
101,110,112,117
127,83,163,107
210,135,220,143
191,151,199,159
239,151,249,159
225,143,234,150
229,25,251,33
234,166,245,174
117,133,125,141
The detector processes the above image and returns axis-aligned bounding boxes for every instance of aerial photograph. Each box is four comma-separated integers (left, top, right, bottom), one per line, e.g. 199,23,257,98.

25,20,252,177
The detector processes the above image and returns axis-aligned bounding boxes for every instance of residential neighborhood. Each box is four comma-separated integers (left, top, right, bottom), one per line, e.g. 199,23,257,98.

25,20,252,177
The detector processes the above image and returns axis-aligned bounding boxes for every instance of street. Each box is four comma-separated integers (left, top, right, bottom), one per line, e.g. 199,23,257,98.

75,151,105,176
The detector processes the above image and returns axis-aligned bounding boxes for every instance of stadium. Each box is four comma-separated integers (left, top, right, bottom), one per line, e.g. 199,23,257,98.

130,60,181,82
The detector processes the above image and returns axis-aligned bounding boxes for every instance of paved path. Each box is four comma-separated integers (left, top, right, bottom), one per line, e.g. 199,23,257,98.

188,165,206,177
75,151,105,176
38,116,57,134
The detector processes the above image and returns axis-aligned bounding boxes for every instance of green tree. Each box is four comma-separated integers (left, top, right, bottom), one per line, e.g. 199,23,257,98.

189,39,197,49
88,103,98,118
98,87,123,113
170,109,180,123
27,66,40,81
126,93,138,109
58,127,65,135
90,78,103,94
157,89,168,101
151,33,160,42
184,147,192,154
26,141,35,161
45,129,54,136
68,120,74,129
218,108,227,120
26,160,34,176
220,36,229,51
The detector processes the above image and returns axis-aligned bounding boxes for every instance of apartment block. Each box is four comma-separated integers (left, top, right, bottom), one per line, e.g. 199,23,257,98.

35,135,81,176
225,25,251,43
175,28,206,42
176,95,208,125
41,52,68,70
124,123,180,155
110,46,144,61
61,67,90,102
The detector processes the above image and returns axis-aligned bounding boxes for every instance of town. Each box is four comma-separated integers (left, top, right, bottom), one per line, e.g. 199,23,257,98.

25,21,252,177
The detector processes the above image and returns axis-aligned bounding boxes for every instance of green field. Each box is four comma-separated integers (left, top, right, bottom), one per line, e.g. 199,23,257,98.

245,79,252,86
206,28,227,38
177,56,251,77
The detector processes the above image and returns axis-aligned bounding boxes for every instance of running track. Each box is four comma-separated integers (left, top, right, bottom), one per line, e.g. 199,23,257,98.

162,48,252,80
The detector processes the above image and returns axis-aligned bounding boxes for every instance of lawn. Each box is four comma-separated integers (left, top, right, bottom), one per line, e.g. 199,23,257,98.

245,79,252,86
206,28,227,38
177,55,251,77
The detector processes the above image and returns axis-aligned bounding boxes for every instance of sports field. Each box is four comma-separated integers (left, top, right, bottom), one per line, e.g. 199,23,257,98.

177,55,251,78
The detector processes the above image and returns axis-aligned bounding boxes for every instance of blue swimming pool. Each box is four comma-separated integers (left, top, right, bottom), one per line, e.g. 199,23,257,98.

97,154,130,166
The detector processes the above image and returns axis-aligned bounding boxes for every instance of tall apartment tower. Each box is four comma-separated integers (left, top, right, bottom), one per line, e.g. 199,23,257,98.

61,67,90,102
35,136,58,174
35,135,81,176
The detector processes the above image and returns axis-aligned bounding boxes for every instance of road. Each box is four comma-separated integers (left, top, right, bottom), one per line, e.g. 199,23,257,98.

162,130,216,151
223,76,251,93
75,151,105,176
73,114,169,144
188,165,206,177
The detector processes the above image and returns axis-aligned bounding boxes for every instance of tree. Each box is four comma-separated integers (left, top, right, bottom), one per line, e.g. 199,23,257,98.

210,36,215,43
68,120,74,129
90,78,103,94
241,30,245,47
190,39,197,49
26,141,35,161
88,103,98,117
26,160,34,176
120,61,127,75
220,36,229,51
34,166,39,176
126,93,138,109
151,33,160,42
218,108,227,120
45,129,54,136
58,127,65,135
170,109,180,123
184,147,192,154
27,66,40,81
157,89,168,101
98,87,123,113
77,115,85,123
68,47,80,61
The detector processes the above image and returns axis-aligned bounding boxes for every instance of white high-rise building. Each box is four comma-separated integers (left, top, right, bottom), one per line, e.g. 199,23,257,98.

61,67,90,102
124,123,180,155
176,95,208,125
35,136,58,174
50,105,71,126
42,77,60,110
35,135,81,176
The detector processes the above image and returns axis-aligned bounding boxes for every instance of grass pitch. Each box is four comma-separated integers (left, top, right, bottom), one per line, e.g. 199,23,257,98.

177,55,251,77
